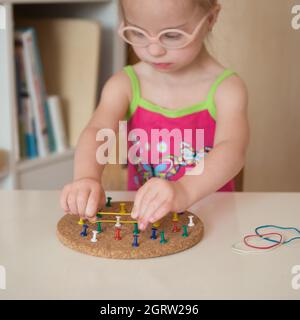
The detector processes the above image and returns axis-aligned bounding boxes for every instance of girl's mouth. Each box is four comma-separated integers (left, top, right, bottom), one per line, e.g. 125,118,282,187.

152,63,173,69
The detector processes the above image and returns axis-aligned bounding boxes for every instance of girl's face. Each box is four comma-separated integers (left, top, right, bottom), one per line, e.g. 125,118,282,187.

120,0,218,73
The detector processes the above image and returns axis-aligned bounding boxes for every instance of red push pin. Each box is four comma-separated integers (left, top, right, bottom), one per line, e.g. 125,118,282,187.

114,227,122,240
172,221,180,233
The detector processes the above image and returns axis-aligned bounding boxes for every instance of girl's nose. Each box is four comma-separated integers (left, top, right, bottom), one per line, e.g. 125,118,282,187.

147,43,166,57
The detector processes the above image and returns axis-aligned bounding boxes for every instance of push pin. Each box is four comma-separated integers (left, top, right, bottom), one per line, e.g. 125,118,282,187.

160,231,168,244
114,227,122,240
132,234,139,248
91,230,98,243
188,215,195,227
115,216,121,228
119,203,126,213
80,224,89,237
78,218,85,225
172,212,179,222
182,225,189,238
106,196,112,207
151,228,157,240
172,222,180,233
97,221,102,233
133,223,139,235
153,220,161,228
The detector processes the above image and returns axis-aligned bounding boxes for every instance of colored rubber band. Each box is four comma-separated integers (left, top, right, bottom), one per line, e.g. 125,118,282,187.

255,225,300,245
243,232,283,250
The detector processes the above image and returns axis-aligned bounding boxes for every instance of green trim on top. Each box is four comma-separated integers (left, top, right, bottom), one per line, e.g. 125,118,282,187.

206,69,237,120
123,65,236,121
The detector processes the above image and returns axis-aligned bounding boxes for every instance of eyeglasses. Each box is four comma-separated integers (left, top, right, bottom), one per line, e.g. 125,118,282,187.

118,13,209,50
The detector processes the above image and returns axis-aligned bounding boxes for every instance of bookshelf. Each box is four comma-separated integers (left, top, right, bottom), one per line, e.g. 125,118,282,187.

0,0,127,190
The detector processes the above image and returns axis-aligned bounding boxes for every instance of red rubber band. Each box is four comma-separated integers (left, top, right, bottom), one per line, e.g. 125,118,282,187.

244,232,283,250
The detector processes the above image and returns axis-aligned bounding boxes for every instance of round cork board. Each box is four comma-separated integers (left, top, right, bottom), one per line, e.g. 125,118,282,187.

57,201,204,259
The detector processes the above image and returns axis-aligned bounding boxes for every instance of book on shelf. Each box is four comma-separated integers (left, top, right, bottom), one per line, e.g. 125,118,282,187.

47,96,68,154
14,18,101,162
14,27,56,160
16,18,102,148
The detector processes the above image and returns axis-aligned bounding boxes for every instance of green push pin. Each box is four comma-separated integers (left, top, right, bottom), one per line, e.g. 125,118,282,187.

133,223,139,235
97,222,102,233
106,196,112,207
182,225,189,238
96,213,102,219
160,231,168,244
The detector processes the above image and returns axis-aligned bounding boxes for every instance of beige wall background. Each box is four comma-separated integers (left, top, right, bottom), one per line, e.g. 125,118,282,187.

209,0,300,191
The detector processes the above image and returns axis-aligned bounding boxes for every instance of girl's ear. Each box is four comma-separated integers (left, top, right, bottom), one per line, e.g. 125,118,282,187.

208,3,221,31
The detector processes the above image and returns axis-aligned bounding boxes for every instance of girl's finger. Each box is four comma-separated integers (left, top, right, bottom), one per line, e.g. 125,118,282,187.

60,185,70,213
85,188,100,218
76,189,90,216
131,184,148,219
148,200,172,224
138,187,157,218
138,197,163,231
67,190,78,216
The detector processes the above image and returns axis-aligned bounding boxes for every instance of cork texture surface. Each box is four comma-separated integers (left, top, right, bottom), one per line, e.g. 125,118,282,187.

57,201,204,259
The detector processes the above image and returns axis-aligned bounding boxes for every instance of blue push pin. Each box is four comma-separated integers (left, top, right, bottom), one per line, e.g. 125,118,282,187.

132,234,139,248
80,224,89,237
150,228,157,240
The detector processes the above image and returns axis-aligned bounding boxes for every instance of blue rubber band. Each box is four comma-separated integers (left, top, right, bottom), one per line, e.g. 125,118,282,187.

255,225,300,245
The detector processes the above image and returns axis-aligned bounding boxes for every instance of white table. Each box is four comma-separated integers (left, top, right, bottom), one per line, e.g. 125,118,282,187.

0,191,299,299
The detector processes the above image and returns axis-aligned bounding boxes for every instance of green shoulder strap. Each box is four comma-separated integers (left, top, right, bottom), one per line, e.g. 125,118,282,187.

123,65,141,119
206,69,237,120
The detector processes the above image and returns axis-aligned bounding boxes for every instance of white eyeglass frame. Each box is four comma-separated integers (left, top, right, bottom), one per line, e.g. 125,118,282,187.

118,13,209,49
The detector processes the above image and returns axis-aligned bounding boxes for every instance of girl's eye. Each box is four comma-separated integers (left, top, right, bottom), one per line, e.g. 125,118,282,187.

132,30,145,38
163,32,183,40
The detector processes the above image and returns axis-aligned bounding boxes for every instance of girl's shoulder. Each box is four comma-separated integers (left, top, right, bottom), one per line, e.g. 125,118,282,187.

104,67,133,103
214,69,247,104
121,61,145,101
204,58,246,101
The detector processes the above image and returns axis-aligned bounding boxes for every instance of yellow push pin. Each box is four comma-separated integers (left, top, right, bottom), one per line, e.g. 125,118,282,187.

120,202,126,214
78,218,85,225
172,212,179,222
153,220,161,228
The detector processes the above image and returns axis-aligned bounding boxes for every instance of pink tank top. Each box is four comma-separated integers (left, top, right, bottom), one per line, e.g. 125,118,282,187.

124,65,237,192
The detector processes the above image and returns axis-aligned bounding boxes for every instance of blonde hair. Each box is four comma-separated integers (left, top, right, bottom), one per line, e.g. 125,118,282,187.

196,0,218,11
119,1,218,16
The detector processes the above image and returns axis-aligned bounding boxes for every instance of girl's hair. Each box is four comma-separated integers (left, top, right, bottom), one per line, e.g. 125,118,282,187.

119,1,218,15
196,0,218,11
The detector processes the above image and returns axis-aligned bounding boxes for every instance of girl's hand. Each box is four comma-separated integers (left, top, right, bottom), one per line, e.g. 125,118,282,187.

60,178,106,221
131,178,189,231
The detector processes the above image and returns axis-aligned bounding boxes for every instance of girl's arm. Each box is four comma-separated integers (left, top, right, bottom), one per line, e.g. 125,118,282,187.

74,70,130,181
60,70,130,219
176,74,250,209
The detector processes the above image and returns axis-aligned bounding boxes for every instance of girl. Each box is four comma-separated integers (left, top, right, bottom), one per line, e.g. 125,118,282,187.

60,0,249,231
